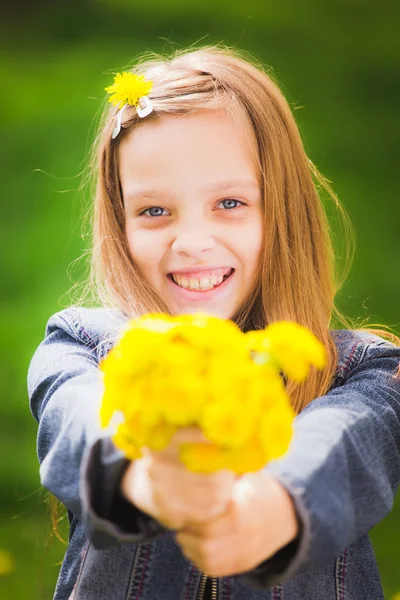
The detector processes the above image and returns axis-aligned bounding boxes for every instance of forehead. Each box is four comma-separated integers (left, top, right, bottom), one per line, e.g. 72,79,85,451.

118,107,260,192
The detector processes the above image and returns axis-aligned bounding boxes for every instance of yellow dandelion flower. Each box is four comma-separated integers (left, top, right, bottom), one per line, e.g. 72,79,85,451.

247,363,286,410
0,549,15,575
100,370,145,427
259,400,295,460
247,322,326,382
205,349,256,405
225,437,268,474
145,420,177,451
180,442,227,474
149,372,206,427
113,328,169,375
125,313,179,334
172,313,245,354
200,398,256,449
112,422,143,461
100,313,315,474
105,72,153,109
244,329,271,353
270,321,326,366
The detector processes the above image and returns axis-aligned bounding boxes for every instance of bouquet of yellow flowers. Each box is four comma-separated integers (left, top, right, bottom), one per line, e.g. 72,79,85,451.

100,314,326,474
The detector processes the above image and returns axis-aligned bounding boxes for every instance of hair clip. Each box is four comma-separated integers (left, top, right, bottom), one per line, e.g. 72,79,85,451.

105,72,154,139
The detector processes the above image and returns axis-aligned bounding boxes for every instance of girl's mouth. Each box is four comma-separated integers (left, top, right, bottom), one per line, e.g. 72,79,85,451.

167,267,234,291
166,268,235,301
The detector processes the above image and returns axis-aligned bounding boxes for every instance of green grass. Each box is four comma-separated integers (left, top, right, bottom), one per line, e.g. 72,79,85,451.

0,503,67,600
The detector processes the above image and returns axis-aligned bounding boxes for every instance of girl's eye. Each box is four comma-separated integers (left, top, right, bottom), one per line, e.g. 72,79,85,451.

141,206,169,218
217,199,245,210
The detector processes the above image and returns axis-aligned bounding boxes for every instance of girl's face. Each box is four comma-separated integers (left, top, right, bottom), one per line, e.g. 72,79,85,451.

119,108,263,320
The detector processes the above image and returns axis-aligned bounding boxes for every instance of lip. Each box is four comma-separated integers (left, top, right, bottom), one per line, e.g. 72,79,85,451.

166,268,235,303
167,266,233,275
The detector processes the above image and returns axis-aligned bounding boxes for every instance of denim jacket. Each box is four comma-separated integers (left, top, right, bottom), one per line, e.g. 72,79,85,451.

28,307,400,600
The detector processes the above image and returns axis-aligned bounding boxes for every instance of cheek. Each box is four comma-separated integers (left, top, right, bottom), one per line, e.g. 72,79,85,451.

237,225,264,274
125,227,163,272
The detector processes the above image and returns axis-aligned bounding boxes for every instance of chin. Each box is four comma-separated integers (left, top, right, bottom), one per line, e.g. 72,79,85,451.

173,304,235,320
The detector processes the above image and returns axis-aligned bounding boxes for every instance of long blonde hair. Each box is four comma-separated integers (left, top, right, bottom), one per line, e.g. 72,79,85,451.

74,44,398,415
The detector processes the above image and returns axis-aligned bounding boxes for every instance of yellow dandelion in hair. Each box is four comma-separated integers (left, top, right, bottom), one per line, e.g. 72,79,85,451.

105,72,153,109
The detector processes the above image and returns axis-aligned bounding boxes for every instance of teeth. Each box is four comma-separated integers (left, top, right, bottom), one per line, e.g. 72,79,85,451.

199,277,211,290
171,272,226,291
189,278,199,290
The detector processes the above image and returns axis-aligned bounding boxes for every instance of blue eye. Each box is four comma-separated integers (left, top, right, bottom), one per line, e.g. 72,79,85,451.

218,199,244,209
142,206,167,217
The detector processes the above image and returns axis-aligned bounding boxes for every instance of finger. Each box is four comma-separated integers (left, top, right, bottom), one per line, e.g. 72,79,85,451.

175,531,233,577
153,427,210,459
157,515,185,530
170,426,209,444
180,499,235,538
150,467,230,523
150,454,235,491
176,526,258,578
175,530,217,561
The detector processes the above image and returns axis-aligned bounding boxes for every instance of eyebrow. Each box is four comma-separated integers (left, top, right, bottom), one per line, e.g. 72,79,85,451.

124,179,260,203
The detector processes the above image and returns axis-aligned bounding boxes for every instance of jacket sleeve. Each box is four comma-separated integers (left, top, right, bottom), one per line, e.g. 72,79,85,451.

240,338,400,589
28,309,166,548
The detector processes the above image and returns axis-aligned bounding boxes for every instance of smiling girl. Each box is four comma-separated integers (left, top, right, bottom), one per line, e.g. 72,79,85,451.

28,46,400,600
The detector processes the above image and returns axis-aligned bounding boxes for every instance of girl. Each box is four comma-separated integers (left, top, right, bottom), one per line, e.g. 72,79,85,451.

28,46,400,600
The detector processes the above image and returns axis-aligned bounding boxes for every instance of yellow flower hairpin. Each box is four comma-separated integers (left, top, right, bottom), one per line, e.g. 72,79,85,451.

105,72,154,139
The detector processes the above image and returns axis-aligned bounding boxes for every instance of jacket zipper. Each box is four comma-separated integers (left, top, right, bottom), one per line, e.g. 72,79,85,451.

196,573,218,600
126,543,143,600
211,577,218,600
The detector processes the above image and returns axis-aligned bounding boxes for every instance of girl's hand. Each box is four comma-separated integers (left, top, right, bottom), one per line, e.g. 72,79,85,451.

175,470,299,577
120,427,236,530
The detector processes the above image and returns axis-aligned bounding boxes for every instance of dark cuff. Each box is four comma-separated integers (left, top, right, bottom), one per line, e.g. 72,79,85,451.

80,437,166,548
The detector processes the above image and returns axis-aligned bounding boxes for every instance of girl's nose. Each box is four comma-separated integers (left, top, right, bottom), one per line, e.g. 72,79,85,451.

172,233,216,257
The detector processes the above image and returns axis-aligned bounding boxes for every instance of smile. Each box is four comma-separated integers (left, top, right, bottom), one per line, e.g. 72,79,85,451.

166,268,235,299
168,268,234,291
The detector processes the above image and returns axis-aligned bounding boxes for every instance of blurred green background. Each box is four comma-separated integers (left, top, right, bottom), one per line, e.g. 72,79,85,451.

1,0,399,598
